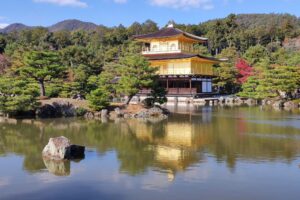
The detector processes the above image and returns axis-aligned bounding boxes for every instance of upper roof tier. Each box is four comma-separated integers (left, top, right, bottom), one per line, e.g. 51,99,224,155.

134,26,208,43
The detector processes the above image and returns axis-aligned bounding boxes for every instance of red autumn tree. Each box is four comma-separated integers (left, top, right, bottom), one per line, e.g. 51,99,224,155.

235,59,253,84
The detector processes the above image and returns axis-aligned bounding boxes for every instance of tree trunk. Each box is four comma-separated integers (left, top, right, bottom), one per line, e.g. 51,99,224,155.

125,94,134,105
39,79,46,97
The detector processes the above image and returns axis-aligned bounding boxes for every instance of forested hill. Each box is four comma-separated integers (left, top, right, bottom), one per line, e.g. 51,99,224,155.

1,13,299,34
201,14,300,30
48,19,98,32
236,14,300,29
0,13,300,54
0,23,33,33
0,19,98,33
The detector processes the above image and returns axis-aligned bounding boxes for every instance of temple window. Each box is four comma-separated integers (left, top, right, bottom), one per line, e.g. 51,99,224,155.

152,45,158,51
160,42,168,51
170,44,176,51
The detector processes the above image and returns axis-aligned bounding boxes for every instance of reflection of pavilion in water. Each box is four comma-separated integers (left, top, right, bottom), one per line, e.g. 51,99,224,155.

128,111,213,181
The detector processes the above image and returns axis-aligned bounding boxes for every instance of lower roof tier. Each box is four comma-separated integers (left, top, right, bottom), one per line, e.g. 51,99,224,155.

144,53,221,63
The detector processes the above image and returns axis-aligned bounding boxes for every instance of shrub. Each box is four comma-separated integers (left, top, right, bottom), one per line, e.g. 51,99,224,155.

0,77,40,115
75,107,88,116
87,88,110,111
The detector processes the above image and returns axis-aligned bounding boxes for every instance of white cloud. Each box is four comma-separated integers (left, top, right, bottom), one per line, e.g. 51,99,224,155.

33,0,88,8
0,23,9,29
150,0,214,10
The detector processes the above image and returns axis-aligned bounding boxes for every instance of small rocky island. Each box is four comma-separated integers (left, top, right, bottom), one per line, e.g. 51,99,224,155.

34,98,170,121
42,136,85,160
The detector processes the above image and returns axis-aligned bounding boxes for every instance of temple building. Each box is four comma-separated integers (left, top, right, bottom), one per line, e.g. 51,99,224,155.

135,24,221,97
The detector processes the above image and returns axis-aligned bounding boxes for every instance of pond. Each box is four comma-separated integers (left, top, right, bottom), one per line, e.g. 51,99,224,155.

0,106,300,200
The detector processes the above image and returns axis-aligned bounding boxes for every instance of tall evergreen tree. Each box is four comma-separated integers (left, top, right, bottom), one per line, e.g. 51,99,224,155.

20,51,66,97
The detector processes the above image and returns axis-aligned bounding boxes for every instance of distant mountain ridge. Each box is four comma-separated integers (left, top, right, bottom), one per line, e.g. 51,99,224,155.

0,23,33,33
48,19,98,32
1,14,300,34
0,19,99,33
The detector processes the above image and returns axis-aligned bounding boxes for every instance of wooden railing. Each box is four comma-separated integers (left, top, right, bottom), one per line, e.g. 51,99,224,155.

168,88,197,95
139,88,198,95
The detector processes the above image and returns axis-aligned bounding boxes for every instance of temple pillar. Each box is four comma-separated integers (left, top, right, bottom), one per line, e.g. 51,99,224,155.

189,79,192,94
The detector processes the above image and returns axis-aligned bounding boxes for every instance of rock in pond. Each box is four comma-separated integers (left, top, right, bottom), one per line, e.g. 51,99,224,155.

135,106,168,119
42,136,85,160
101,109,108,117
284,101,299,109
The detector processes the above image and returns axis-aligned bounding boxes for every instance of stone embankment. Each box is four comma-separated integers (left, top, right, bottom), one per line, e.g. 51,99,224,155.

217,97,258,106
37,98,89,118
216,96,300,110
84,105,169,121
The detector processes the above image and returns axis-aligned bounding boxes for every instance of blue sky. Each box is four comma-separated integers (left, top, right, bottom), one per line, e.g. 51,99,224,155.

0,0,299,28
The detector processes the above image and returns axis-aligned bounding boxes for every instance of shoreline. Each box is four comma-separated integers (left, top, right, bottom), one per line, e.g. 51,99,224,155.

1,97,300,120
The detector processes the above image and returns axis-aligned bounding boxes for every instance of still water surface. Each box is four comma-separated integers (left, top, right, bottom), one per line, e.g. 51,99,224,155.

1,106,300,200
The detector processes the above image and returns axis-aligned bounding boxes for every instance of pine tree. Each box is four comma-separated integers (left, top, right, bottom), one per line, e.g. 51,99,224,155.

116,53,157,105
19,51,66,97
0,77,39,115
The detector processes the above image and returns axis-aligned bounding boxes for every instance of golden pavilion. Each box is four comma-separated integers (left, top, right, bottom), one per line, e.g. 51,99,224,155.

135,24,221,97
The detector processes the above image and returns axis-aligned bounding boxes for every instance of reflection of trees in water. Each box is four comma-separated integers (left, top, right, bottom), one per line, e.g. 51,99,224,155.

1,107,300,176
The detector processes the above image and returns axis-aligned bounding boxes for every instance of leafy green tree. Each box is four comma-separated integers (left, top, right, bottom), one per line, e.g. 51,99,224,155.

239,65,300,99
214,47,239,94
87,87,110,111
284,51,300,66
238,75,261,98
71,30,89,46
104,25,129,46
116,53,157,104
0,77,39,115
206,20,227,54
144,81,167,107
87,63,120,110
51,31,72,50
0,35,7,53
194,44,210,56
243,44,268,66
88,53,161,109
141,20,159,34
264,65,300,98
128,22,143,36
19,51,66,97
224,14,239,47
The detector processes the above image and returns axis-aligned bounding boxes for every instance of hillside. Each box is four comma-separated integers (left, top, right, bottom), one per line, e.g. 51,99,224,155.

48,19,98,32
0,20,98,33
235,13,300,29
283,36,300,51
199,13,300,31
0,23,32,33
